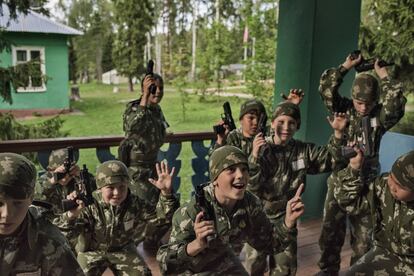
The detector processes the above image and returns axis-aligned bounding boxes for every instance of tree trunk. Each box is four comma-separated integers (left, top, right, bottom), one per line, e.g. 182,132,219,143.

96,45,103,83
190,0,197,81
128,76,134,92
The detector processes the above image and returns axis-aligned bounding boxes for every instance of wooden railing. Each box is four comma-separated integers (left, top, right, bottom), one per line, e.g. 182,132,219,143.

0,131,216,192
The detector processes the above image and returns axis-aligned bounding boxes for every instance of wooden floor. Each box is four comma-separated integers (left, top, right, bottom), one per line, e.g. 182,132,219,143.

103,218,352,276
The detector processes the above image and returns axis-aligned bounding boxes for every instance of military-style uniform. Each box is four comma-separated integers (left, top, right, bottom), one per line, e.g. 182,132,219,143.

156,183,297,275
121,99,170,248
333,151,414,275
61,160,179,276
247,134,342,276
317,66,406,273
34,148,96,253
0,152,84,276
0,207,85,276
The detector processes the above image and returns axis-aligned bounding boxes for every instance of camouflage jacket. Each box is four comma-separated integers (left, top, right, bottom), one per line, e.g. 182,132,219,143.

0,207,84,276
157,183,297,275
209,128,260,173
35,172,96,214
249,135,342,219
334,167,414,265
319,66,406,174
62,190,179,252
122,100,169,163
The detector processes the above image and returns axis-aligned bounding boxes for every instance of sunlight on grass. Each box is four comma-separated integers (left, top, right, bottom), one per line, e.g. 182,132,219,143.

20,82,247,202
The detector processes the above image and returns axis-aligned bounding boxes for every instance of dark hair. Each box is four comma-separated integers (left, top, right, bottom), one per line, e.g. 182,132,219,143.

141,73,164,92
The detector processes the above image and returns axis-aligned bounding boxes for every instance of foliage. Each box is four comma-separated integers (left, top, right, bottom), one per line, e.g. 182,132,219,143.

112,0,155,91
62,0,113,83
0,0,49,103
360,0,414,92
171,43,190,121
0,113,67,141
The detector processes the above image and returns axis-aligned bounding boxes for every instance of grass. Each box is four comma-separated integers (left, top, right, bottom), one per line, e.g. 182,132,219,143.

19,83,414,201
21,82,246,201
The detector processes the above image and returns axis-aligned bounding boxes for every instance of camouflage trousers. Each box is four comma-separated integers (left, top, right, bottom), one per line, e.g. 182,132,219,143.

346,245,414,276
129,164,171,247
318,175,372,273
77,246,151,276
244,234,297,276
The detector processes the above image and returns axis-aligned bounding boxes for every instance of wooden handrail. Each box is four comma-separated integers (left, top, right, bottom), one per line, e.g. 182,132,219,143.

0,131,216,153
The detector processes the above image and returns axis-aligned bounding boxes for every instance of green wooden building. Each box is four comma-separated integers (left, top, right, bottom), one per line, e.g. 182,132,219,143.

0,4,81,116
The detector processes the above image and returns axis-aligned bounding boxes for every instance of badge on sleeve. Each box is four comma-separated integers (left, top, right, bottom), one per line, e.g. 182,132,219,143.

292,159,305,171
124,219,134,231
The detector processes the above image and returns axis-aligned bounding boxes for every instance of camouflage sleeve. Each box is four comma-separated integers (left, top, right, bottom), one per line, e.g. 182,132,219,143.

208,141,225,157
246,195,297,253
319,66,353,113
379,77,407,130
247,148,275,198
306,135,345,174
155,193,180,221
45,246,85,276
156,205,201,274
333,166,372,215
123,105,150,135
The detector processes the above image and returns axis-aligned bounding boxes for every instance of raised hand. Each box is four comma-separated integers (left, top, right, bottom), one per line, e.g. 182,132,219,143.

186,211,216,256
281,89,305,105
215,119,230,145
252,133,266,158
66,191,85,220
349,146,364,171
285,183,305,229
342,53,361,70
327,112,348,138
149,161,175,196
374,59,389,80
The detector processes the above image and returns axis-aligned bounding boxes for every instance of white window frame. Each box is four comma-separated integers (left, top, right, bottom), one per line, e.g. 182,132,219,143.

12,46,46,92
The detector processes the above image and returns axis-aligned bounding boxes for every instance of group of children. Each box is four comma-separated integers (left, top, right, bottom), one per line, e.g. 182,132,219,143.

0,52,412,276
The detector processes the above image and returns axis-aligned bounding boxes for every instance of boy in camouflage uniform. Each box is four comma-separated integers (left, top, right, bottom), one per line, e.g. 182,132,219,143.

0,152,84,276
120,72,170,250
334,149,414,275
157,145,305,275
210,98,268,156
246,101,347,276
34,148,96,253
62,160,179,276
317,54,406,275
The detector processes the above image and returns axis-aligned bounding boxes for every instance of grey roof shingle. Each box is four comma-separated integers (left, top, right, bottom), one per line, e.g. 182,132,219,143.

0,4,82,36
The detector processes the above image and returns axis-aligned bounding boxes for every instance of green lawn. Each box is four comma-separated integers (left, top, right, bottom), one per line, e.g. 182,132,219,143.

20,83,413,201
22,82,246,201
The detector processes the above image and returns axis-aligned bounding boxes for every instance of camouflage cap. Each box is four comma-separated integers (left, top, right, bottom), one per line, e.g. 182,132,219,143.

48,148,70,170
271,101,301,129
391,151,414,191
351,74,379,103
0,153,36,199
209,146,248,181
96,160,130,188
239,99,266,119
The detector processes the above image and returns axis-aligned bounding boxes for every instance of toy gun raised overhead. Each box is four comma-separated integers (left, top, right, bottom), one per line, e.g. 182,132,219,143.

146,59,157,94
213,102,237,135
53,146,74,182
341,116,374,159
195,183,216,244
350,50,394,73
62,164,96,211
257,113,268,135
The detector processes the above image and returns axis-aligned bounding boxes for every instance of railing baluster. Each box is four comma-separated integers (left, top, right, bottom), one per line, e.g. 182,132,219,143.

158,142,182,193
191,139,214,191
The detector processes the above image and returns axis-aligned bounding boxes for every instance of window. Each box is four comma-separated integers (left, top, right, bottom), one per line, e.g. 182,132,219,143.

12,46,46,92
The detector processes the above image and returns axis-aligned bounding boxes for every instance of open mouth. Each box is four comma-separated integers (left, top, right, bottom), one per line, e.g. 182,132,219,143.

232,182,246,190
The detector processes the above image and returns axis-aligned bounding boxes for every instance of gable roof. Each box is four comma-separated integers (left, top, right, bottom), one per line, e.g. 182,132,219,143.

0,4,82,36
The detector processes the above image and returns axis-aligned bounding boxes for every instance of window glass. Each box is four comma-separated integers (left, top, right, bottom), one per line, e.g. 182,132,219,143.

16,50,27,62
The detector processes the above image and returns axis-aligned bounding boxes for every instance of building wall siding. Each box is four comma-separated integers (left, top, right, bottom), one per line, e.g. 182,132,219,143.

0,32,69,110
